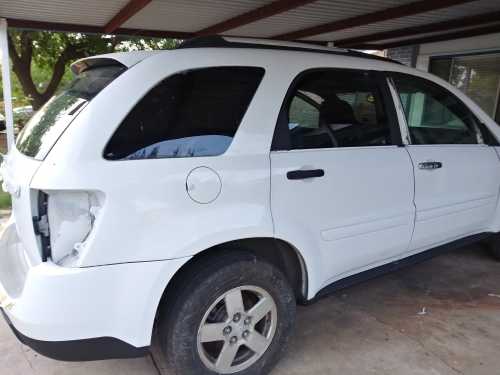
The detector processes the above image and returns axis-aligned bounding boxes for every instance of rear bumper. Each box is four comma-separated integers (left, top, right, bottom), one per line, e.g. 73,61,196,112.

1,307,148,361
0,218,189,361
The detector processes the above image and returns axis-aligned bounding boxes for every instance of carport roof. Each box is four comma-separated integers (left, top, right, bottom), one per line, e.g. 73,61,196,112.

1,0,500,49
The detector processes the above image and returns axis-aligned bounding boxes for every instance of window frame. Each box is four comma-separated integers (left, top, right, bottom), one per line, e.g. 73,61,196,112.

271,68,403,151
103,66,265,161
386,71,498,146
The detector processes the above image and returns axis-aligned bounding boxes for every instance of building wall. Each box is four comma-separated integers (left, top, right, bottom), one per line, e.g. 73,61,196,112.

387,45,419,67
415,32,500,71
414,32,500,123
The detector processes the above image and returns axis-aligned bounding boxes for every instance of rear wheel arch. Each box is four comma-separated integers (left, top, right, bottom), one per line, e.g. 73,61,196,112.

156,249,297,374
155,238,308,324
215,238,308,301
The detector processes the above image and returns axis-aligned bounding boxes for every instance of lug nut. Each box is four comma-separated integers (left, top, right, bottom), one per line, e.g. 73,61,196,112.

233,313,241,323
242,330,250,339
244,317,252,325
223,326,232,335
230,336,238,344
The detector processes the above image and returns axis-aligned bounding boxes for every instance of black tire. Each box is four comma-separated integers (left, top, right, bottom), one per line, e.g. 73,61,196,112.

484,234,500,261
158,251,296,375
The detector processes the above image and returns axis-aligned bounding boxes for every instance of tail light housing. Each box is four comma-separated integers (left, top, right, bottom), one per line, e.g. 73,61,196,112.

36,190,102,266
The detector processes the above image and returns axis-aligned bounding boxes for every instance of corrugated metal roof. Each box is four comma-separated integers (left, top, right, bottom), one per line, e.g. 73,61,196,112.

375,21,500,45
307,0,500,42
123,0,270,32
0,0,129,26
1,0,500,48
228,0,413,38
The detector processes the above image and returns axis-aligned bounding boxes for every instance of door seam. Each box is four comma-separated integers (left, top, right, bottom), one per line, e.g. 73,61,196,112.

404,146,418,254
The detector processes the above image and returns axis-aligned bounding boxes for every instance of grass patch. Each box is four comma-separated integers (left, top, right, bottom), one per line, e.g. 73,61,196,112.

0,190,11,210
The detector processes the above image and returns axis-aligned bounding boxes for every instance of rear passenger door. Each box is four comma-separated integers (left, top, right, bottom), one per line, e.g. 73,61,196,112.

390,73,500,253
270,69,415,287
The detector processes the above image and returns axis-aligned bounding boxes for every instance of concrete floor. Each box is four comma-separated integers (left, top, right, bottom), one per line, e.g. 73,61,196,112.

2,244,500,375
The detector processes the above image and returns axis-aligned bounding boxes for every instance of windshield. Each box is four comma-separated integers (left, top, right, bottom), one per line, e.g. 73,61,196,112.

16,64,126,159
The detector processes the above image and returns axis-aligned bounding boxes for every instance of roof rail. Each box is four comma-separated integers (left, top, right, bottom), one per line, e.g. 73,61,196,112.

178,36,402,65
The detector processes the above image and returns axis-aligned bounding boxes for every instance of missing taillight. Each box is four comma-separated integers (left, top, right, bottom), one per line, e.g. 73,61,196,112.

33,190,102,266
33,191,50,262
46,190,102,266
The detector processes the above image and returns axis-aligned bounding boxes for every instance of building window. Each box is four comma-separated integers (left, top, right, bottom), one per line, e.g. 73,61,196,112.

429,52,500,123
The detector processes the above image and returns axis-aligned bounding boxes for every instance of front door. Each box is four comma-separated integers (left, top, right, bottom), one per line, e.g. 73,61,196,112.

390,73,500,253
270,69,415,289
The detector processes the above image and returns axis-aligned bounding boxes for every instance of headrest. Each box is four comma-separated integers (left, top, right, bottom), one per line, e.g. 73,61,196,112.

319,95,357,125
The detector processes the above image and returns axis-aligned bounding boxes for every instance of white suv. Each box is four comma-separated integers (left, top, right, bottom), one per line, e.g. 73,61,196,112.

1,37,500,375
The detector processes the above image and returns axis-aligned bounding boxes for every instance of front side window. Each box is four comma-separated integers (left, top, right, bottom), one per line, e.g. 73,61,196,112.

104,67,265,160
276,69,395,150
392,73,482,145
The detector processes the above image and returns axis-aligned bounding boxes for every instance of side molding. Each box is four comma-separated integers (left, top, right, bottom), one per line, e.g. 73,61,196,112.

311,232,491,302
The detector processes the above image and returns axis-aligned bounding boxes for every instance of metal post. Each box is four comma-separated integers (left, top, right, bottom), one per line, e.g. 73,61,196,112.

0,18,15,150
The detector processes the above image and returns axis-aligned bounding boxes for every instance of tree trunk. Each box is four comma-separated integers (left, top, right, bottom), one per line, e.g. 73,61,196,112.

7,32,44,109
11,58,45,110
7,32,84,110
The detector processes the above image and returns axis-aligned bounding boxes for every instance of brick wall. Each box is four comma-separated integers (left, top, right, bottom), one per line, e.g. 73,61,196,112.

387,45,419,67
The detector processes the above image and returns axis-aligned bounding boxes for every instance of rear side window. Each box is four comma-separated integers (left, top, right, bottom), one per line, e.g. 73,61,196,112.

104,67,265,160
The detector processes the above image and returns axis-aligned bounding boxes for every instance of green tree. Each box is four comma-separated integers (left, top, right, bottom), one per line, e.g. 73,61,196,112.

7,30,177,110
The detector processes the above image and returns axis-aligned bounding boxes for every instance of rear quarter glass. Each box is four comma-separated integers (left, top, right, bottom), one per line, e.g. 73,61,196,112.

16,64,126,160
103,66,265,160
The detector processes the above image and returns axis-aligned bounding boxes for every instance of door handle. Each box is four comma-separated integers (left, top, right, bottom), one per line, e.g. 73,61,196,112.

418,161,442,170
287,169,325,180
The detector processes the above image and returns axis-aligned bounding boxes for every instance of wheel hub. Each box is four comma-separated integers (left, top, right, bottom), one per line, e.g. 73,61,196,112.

196,285,278,374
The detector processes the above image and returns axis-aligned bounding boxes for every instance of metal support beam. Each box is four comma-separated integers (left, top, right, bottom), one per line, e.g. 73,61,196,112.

336,10,500,47
0,18,15,150
378,22,500,49
104,0,153,34
6,18,194,39
273,0,476,40
196,0,317,36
